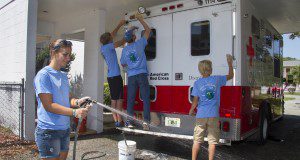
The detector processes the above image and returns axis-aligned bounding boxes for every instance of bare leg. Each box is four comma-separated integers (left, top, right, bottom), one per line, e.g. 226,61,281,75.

116,99,123,122
111,100,118,122
59,151,68,160
208,144,216,160
192,142,200,160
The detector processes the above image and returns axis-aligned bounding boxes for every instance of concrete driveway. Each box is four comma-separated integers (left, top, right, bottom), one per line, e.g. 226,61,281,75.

5,95,300,160
63,95,300,160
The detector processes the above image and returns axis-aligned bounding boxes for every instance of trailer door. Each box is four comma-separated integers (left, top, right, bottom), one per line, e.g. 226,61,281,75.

126,14,173,113
172,4,233,113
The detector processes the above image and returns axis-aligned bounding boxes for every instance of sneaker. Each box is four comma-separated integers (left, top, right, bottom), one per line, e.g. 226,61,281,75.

142,122,150,131
125,120,134,129
115,122,122,128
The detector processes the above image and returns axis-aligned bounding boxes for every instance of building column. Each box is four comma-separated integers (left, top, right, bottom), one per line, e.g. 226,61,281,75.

24,0,37,141
83,10,106,133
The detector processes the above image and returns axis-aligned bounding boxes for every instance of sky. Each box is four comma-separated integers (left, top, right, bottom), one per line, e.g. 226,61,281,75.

282,34,300,59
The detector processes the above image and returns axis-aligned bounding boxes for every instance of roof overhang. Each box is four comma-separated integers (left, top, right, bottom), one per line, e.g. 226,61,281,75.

38,0,300,34
249,0,300,34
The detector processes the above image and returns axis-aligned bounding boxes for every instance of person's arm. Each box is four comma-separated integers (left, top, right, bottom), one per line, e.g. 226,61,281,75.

111,19,126,38
114,39,126,48
39,94,89,118
120,49,127,67
189,96,199,116
226,54,234,80
136,14,151,40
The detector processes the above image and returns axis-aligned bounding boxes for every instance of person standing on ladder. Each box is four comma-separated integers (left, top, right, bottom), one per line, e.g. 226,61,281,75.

100,18,127,127
34,39,92,160
120,13,152,130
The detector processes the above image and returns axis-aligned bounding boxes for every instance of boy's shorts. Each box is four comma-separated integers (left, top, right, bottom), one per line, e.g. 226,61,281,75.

35,127,70,159
193,117,220,145
107,75,123,100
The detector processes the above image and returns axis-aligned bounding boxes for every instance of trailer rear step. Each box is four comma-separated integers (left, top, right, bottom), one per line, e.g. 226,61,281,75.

117,127,231,145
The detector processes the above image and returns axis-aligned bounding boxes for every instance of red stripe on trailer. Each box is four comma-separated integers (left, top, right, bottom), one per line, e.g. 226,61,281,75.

123,86,191,114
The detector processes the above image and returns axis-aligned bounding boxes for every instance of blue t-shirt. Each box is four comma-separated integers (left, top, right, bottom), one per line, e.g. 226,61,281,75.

120,37,148,77
191,75,227,118
101,43,121,77
33,66,70,130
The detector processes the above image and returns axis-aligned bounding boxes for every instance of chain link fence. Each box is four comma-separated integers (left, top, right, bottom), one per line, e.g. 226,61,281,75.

0,79,24,140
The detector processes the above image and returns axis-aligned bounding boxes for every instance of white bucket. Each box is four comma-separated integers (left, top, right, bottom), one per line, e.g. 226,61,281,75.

118,140,136,160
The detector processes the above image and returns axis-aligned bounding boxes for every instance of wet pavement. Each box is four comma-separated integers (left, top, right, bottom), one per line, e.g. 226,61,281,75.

3,95,300,160
64,95,300,160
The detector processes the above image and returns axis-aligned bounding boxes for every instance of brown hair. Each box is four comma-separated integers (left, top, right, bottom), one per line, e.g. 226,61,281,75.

49,39,72,57
100,32,112,45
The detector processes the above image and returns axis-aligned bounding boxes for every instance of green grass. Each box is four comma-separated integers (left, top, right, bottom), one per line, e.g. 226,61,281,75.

285,92,300,96
284,97,296,101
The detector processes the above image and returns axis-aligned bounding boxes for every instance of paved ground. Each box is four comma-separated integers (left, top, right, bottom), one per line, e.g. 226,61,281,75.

1,94,300,160
66,94,300,160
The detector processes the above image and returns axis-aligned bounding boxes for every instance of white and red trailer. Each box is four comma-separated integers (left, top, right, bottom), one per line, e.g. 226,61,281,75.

121,0,284,145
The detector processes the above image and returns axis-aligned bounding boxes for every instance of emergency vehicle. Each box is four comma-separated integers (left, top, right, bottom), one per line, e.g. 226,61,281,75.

121,0,284,145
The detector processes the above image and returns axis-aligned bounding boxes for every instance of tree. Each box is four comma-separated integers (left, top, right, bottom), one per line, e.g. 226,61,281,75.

36,47,50,73
289,32,300,40
70,74,83,98
291,65,300,84
283,57,297,61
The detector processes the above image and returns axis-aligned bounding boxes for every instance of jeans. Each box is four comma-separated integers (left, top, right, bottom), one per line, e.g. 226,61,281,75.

35,127,70,159
127,73,150,122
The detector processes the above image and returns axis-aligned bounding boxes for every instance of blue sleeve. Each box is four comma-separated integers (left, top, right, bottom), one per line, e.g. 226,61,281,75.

136,36,148,48
107,43,115,50
191,81,199,97
218,75,227,87
101,43,114,53
34,73,52,95
120,49,126,65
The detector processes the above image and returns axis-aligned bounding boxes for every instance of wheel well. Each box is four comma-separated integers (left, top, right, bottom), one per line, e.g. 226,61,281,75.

260,101,272,121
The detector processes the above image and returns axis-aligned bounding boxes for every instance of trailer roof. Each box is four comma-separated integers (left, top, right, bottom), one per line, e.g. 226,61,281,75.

38,0,300,34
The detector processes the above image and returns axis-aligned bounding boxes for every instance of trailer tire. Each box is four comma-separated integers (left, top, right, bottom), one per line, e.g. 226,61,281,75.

257,111,269,145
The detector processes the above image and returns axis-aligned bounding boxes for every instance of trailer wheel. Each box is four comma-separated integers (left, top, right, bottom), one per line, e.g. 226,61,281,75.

257,112,269,145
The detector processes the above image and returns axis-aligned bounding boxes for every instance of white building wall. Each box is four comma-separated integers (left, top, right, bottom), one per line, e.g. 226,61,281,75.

54,9,106,133
0,0,37,140
0,0,27,81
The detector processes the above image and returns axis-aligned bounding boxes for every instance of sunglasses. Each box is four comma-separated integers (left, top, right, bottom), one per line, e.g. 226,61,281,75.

53,40,72,51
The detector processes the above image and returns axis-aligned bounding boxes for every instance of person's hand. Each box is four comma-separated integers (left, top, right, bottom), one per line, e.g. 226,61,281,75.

226,54,233,66
75,108,89,119
135,13,143,20
189,108,195,116
77,96,91,107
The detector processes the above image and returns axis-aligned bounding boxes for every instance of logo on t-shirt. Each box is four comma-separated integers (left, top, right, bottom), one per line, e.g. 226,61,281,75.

128,50,138,63
205,89,215,100
200,84,216,101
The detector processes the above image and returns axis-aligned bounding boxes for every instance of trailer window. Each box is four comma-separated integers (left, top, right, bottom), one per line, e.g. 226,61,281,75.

265,29,272,49
191,21,210,56
141,29,156,60
274,57,281,78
